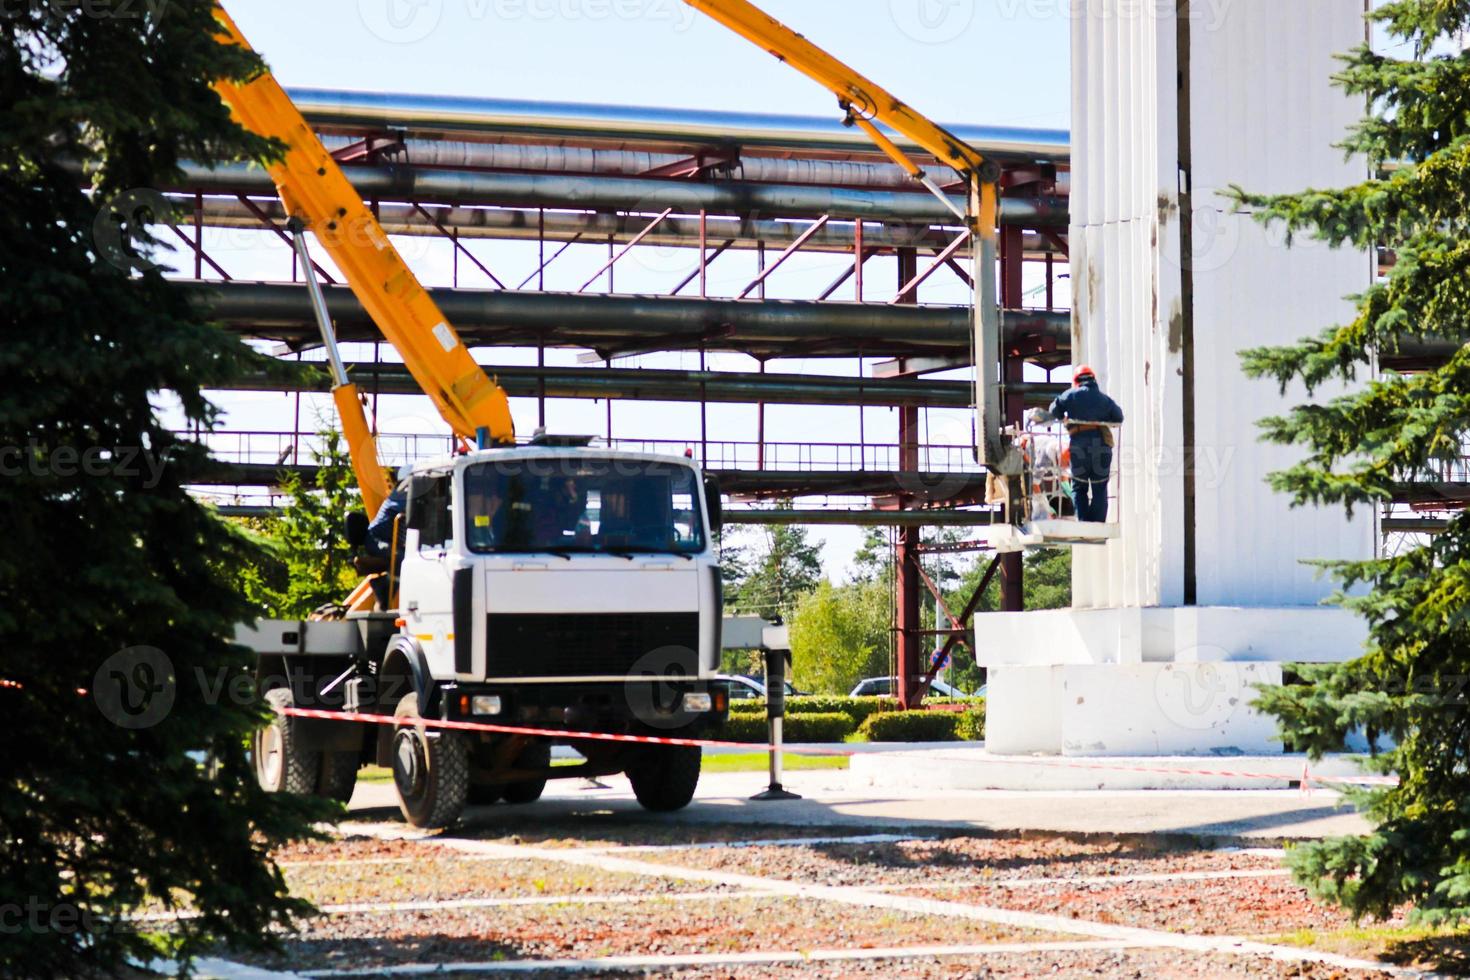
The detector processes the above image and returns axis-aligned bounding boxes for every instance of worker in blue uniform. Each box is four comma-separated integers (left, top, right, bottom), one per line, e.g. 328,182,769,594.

1046,365,1124,522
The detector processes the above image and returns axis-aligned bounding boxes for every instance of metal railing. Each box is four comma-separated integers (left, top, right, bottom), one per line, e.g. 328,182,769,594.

180,430,982,475
996,420,1123,526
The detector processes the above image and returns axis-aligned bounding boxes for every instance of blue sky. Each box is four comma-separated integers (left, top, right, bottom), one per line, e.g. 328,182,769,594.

229,1,1072,129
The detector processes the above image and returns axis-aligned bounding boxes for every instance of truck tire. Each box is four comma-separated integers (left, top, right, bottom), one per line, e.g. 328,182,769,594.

627,745,701,812
317,751,359,804
502,741,550,805
391,693,468,829
254,688,320,795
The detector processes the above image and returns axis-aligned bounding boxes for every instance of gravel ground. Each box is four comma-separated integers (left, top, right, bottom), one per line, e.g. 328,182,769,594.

897,875,1406,937
634,834,1288,886
235,896,1069,973
235,826,1419,978
336,948,1399,980
282,855,727,906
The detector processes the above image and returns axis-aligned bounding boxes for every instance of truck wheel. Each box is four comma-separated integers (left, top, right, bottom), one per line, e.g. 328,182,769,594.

317,751,359,804
627,745,701,812
254,688,320,795
391,693,468,829
502,741,550,805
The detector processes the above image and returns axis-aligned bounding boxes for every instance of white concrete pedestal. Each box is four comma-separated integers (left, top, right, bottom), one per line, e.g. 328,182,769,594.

979,607,1366,756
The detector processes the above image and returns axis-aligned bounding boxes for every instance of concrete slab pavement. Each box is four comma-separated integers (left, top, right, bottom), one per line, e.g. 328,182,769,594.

347,766,1370,840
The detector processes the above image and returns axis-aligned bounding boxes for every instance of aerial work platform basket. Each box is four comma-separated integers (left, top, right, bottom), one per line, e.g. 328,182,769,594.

983,421,1122,554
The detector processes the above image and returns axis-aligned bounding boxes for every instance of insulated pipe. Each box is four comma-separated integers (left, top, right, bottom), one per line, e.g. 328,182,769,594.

316,135,946,190
181,280,1071,358
214,503,1001,527
218,361,1068,409
291,88,1071,164
190,197,1066,257
169,162,1068,227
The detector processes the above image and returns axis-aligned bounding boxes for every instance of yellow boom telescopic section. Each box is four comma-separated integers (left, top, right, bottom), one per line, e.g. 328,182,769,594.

680,0,1016,477
211,6,515,513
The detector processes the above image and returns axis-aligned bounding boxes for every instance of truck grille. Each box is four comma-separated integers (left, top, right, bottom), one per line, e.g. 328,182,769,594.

485,613,700,678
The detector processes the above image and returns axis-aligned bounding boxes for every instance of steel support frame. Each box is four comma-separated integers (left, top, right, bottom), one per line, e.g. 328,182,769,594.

414,203,505,288
894,247,925,710
1000,223,1026,612
736,215,830,299
918,554,1001,697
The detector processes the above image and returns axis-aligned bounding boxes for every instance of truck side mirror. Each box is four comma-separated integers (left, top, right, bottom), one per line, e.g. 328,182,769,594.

344,510,369,548
405,476,435,531
703,474,723,533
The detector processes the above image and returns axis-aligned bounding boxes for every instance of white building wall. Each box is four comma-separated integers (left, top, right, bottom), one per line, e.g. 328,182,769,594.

1069,0,1374,609
1187,0,1376,606
1069,1,1185,609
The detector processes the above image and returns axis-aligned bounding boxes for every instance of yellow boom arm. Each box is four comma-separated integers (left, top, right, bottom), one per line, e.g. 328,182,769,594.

681,0,1017,476
211,6,515,514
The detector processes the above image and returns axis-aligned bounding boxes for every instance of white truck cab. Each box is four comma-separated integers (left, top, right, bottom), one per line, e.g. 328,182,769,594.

241,445,731,828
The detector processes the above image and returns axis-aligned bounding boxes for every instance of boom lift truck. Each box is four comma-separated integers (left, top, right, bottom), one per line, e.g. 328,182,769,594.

681,1,1117,548
216,9,728,828
216,0,1103,828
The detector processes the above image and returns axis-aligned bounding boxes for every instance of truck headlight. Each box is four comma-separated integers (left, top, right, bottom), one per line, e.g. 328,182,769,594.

682,692,713,713
471,695,503,716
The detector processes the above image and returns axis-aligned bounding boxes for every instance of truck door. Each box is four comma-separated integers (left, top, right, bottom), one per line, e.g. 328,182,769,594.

398,472,458,680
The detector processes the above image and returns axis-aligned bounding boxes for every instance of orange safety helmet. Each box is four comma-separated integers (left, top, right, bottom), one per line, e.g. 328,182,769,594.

1073,364,1097,384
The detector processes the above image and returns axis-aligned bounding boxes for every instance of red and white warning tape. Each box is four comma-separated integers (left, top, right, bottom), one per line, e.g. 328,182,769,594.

274,705,1398,788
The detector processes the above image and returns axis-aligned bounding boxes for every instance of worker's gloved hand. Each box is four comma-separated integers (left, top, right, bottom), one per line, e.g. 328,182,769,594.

1028,407,1054,425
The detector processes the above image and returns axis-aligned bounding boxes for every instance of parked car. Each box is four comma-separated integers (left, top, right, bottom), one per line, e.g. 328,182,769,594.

717,674,804,701
849,676,969,698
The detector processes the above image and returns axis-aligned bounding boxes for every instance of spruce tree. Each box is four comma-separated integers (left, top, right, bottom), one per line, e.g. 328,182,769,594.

0,3,321,975
1229,0,1470,924
238,427,363,619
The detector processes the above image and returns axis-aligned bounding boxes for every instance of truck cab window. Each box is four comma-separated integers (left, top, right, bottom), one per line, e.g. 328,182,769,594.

410,475,453,550
462,458,704,556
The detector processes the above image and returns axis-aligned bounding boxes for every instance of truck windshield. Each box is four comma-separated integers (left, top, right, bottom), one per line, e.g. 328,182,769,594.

461,458,705,556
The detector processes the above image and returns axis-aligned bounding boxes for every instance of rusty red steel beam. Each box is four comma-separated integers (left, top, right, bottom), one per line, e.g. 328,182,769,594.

641,148,738,179
515,232,583,290
893,230,969,304
917,553,1001,698
670,239,735,296
413,203,506,289
167,223,232,281
579,208,675,293
817,247,880,301
914,557,962,632
736,214,831,299
235,195,337,284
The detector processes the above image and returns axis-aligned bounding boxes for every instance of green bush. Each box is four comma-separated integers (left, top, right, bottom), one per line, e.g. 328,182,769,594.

720,711,856,743
788,695,897,725
728,695,896,723
857,709,982,743
955,704,986,741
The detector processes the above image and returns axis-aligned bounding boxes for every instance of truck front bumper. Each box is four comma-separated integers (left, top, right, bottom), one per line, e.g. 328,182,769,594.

440,679,729,737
